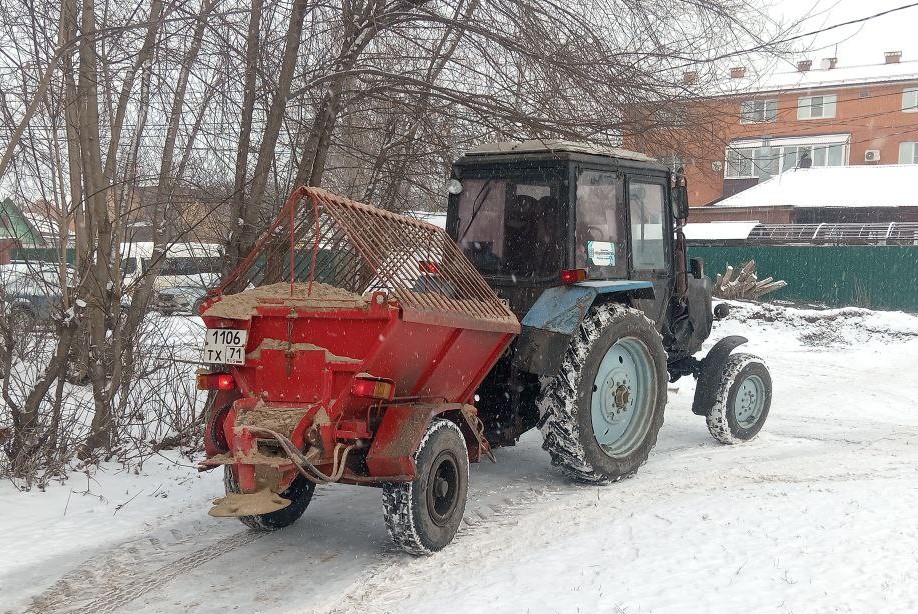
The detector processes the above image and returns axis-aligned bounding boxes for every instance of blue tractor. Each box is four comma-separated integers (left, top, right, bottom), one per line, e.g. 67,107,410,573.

448,141,772,483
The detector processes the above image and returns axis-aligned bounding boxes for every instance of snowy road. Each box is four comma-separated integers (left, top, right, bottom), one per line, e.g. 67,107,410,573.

3,302,918,614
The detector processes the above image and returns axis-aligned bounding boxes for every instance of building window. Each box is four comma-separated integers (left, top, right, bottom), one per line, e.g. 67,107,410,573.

725,147,776,179
740,99,777,123
658,153,685,173
900,142,918,163
655,106,688,128
903,88,918,112
797,94,837,119
725,142,847,179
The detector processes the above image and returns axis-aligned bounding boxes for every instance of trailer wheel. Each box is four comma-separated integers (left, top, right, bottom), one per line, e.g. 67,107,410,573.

223,466,315,530
382,419,469,555
706,353,771,444
538,303,667,484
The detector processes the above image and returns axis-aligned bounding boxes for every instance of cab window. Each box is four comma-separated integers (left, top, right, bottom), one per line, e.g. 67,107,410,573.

455,176,563,277
575,170,624,277
628,181,667,271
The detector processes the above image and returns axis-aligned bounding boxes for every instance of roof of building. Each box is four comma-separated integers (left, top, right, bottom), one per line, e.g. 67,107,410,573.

464,140,656,163
708,165,918,209
683,221,760,241
719,59,918,96
410,211,446,229
0,198,44,245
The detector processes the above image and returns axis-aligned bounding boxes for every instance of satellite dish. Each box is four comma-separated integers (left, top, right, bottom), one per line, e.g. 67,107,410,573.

820,58,833,70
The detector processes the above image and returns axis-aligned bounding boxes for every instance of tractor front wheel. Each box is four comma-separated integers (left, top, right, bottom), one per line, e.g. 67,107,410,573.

223,466,315,530
538,303,668,484
706,353,772,444
382,419,469,555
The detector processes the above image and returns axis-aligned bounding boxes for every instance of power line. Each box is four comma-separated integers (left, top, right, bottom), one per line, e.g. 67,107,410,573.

700,1,918,65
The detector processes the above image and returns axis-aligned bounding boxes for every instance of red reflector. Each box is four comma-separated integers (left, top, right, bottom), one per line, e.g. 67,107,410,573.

351,376,395,400
197,372,237,391
217,374,235,390
560,269,588,284
419,261,439,274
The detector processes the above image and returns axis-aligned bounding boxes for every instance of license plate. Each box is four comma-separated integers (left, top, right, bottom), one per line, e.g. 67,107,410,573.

202,328,248,365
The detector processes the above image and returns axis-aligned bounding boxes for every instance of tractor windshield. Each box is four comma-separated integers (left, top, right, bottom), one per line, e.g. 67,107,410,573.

455,175,563,278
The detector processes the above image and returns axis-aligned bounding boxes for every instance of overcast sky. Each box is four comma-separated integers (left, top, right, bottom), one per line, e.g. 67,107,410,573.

773,0,918,67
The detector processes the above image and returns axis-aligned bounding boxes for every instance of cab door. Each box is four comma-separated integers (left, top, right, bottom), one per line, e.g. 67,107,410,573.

625,176,671,325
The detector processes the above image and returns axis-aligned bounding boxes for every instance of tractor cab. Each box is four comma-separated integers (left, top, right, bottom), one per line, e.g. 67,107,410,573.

448,141,736,447
446,140,684,326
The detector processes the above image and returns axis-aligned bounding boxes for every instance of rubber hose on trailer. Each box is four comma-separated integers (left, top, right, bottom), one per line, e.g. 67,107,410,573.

256,428,353,484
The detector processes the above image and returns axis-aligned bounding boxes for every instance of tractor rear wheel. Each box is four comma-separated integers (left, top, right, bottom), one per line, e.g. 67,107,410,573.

706,353,771,444
382,419,469,555
538,303,668,484
223,466,315,530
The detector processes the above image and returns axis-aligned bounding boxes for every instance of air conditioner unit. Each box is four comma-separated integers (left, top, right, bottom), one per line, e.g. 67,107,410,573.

865,150,881,162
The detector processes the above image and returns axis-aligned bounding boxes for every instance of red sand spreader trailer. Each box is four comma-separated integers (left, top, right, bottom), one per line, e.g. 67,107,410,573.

197,187,519,554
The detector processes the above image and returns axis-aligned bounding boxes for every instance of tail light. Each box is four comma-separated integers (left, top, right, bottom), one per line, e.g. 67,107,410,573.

419,261,440,274
197,372,236,391
351,375,395,400
560,269,588,284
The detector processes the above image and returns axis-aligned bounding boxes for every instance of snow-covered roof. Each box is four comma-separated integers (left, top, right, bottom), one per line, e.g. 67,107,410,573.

683,221,759,241
22,212,67,242
409,211,446,229
711,165,918,209
719,59,918,96
464,140,656,163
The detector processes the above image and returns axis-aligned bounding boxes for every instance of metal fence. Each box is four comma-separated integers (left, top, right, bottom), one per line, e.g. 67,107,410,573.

746,223,918,246
689,244,918,311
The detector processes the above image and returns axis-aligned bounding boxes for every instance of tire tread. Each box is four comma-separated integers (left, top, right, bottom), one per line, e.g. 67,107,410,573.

537,303,667,484
706,352,771,444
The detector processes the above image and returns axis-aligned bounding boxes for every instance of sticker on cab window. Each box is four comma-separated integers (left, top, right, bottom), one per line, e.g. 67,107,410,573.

587,241,615,267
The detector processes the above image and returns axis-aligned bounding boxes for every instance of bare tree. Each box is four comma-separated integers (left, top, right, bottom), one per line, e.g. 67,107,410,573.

0,0,794,483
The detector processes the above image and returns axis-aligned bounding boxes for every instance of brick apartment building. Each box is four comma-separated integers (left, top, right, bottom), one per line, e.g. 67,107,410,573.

631,51,918,208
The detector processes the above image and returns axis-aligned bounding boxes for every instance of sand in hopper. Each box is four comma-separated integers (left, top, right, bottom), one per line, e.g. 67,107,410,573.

203,281,368,320
247,339,361,363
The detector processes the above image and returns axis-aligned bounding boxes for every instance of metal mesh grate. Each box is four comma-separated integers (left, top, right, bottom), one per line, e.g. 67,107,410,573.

745,222,918,246
220,187,517,326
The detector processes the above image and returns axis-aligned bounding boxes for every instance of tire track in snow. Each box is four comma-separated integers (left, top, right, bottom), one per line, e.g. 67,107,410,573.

24,524,266,614
317,431,914,614
318,475,565,614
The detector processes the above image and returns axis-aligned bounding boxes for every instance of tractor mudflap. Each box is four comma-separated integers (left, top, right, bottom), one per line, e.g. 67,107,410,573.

459,404,496,463
208,489,292,517
691,335,748,416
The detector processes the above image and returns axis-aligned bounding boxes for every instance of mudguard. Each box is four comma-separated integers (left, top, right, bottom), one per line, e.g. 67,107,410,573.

512,281,654,376
691,335,748,416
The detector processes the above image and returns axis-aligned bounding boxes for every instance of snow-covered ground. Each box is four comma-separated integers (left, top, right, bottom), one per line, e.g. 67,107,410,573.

2,301,918,614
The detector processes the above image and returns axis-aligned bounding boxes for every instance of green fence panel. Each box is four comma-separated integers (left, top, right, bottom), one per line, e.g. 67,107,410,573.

11,247,76,264
689,245,918,312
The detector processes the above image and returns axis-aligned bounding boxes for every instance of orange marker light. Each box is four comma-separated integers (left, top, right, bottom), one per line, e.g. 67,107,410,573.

351,376,396,400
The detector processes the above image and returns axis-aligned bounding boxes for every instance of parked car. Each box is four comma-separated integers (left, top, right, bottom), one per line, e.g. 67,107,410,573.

121,242,223,292
0,267,65,328
154,285,209,316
